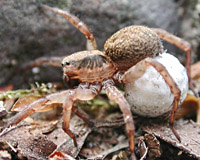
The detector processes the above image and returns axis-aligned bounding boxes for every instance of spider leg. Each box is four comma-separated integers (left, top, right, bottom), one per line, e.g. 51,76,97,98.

72,106,94,127
2,90,70,131
19,56,63,70
102,79,136,160
3,98,48,129
42,5,97,50
152,28,191,86
73,105,125,128
1,86,98,147
3,56,63,85
17,56,62,74
62,83,99,147
121,58,181,142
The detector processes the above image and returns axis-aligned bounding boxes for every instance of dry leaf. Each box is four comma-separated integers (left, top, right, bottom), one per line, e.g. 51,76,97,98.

12,94,63,113
0,101,7,118
137,133,161,160
111,151,129,160
46,116,92,158
49,151,76,160
191,61,200,80
4,98,15,111
11,94,42,112
0,125,57,160
0,116,92,159
0,150,12,160
142,120,200,159
176,94,200,123
137,136,148,159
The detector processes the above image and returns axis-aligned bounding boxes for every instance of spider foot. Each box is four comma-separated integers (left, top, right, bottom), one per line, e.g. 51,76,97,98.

169,122,181,142
72,133,80,147
62,125,78,147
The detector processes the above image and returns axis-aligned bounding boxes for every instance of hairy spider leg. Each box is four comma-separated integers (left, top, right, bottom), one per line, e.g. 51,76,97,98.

3,98,48,129
73,105,126,130
3,56,64,85
0,91,69,134
102,78,136,160
3,5,99,84
18,56,63,74
62,84,99,146
20,56,63,69
1,86,96,147
152,28,191,87
1,86,125,145
121,57,181,142
42,5,97,51
72,106,94,127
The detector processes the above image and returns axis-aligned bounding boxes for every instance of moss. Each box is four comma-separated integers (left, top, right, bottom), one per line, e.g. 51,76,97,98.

0,83,57,100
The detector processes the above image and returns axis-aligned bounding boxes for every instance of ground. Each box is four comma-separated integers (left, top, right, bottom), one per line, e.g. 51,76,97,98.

0,0,200,160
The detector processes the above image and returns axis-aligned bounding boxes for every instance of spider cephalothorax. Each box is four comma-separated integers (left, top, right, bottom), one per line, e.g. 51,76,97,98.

62,50,117,83
1,5,191,160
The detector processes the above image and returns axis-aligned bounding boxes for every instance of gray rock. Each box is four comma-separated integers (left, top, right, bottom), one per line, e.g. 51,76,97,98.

0,0,181,87
180,0,200,62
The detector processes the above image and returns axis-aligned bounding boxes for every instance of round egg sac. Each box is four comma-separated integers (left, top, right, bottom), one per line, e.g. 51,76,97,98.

125,52,188,117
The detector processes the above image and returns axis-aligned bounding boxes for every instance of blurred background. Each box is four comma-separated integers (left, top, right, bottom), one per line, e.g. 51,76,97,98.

0,0,199,88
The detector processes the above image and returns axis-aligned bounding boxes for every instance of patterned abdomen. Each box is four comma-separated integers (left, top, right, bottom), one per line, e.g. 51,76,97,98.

104,25,163,71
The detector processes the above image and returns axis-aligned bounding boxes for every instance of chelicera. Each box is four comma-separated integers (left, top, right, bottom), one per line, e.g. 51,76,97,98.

2,5,192,160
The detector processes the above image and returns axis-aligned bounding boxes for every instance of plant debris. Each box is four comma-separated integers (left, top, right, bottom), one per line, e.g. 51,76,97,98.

49,151,76,160
191,61,200,80
142,120,200,159
137,133,161,160
0,101,7,118
176,93,200,123
80,133,129,159
0,115,92,160
0,83,58,100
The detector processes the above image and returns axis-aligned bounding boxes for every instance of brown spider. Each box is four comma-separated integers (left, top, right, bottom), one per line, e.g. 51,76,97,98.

1,5,191,160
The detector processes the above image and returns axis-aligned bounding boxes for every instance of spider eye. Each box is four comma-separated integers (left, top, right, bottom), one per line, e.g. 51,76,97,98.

65,61,70,66
62,61,70,67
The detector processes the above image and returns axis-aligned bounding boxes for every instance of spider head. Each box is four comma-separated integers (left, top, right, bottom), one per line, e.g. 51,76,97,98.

62,51,85,81
62,50,117,83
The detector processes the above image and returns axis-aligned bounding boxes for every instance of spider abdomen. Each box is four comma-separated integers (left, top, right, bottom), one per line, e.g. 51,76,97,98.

104,25,163,71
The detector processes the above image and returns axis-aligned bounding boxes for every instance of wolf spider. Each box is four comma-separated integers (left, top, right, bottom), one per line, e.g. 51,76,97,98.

1,5,191,160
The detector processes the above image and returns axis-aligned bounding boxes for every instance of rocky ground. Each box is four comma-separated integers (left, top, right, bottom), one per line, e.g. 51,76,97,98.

0,0,199,88
0,0,200,160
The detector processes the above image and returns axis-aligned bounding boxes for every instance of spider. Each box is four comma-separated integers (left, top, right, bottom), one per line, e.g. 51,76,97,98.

1,5,191,160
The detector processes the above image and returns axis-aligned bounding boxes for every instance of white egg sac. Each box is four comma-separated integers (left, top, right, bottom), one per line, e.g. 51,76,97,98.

125,52,188,117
